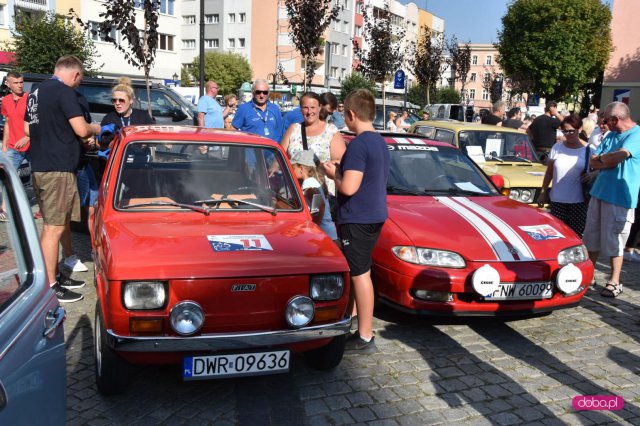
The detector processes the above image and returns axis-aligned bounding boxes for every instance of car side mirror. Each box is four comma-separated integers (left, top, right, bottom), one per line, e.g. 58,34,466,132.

309,194,321,216
172,108,188,122
490,174,505,190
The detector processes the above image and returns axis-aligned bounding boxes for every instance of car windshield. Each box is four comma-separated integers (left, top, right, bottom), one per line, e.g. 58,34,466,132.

387,145,499,196
114,142,302,212
458,130,539,163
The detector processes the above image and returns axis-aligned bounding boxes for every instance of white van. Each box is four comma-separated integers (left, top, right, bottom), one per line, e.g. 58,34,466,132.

425,104,473,122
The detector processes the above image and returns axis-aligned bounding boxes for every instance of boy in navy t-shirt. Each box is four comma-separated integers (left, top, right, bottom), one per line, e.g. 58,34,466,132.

322,89,390,353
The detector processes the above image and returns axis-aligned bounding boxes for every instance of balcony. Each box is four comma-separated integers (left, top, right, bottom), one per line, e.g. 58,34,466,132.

15,0,48,12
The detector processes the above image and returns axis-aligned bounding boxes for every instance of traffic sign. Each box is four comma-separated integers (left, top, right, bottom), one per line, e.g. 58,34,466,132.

394,70,405,89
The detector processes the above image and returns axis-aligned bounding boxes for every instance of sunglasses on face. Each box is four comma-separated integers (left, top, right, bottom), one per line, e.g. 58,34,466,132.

561,129,576,135
111,98,127,104
254,90,269,96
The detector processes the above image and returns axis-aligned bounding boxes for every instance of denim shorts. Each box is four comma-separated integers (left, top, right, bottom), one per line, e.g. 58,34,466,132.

77,165,99,207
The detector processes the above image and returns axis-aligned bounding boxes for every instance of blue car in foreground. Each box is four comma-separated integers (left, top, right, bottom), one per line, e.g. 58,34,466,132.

0,152,66,424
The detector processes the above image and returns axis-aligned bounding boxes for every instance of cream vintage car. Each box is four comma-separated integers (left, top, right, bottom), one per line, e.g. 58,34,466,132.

409,120,547,205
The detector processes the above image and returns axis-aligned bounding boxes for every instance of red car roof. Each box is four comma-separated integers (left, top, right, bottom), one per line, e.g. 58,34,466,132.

341,131,455,149
119,125,281,147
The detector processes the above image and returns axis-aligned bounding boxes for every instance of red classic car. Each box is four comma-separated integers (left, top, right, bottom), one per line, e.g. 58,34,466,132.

90,126,350,394
342,132,594,316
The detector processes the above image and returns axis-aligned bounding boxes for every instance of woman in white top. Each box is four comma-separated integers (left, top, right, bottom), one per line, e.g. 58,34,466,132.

281,92,346,195
387,111,398,131
537,114,594,236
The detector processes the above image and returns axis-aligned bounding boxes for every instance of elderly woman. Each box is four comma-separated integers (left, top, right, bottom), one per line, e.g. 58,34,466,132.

280,91,346,196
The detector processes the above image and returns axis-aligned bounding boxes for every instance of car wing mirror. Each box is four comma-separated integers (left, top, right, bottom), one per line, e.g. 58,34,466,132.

309,194,321,216
172,108,188,122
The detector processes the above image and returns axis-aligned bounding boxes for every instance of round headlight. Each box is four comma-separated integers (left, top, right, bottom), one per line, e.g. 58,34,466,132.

285,296,314,328
170,301,204,336
520,189,533,202
509,189,520,200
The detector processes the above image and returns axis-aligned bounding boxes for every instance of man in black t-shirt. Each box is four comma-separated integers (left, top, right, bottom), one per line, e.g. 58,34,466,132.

481,101,505,126
24,55,101,303
503,107,524,129
527,101,563,162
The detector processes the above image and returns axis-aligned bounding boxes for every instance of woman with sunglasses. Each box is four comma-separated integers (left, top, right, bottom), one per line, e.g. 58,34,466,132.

100,77,153,134
537,114,595,236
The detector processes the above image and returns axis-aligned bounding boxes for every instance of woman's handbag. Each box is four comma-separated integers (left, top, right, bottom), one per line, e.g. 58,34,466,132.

581,147,593,203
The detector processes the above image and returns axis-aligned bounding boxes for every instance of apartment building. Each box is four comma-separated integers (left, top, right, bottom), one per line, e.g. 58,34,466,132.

601,0,640,121
326,0,355,92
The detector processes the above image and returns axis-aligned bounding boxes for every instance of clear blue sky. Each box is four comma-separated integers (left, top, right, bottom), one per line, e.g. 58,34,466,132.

398,0,509,44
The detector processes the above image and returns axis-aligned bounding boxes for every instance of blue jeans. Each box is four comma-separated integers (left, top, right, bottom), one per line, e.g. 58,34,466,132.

5,148,28,171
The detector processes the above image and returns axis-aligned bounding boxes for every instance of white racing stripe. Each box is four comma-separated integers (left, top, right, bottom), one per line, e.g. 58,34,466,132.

394,137,411,144
436,197,514,261
453,197,536,261
409,138,426,145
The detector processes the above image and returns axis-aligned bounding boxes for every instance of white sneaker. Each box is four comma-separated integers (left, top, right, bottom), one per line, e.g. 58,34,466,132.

63,254,89,272
623,252,640,262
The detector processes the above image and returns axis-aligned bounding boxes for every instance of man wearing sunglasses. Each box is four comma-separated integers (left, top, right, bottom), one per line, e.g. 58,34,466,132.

583,101,640,298
232,79,284,142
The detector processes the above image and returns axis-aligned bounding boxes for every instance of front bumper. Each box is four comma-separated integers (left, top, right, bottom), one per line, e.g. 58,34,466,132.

106,317,352,352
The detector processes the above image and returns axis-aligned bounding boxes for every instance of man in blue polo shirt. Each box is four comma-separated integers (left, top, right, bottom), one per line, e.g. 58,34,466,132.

232,79,283,142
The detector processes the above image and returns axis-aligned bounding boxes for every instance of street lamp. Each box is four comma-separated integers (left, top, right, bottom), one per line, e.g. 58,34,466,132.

267,72,277,91
172,72,179,87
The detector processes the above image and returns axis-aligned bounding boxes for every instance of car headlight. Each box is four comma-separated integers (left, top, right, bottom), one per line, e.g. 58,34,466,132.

123,281,167,310
392,246,466,268
310,274,344,300
170,301,204,336
509,188,534,203
285,296,314,328
558,245,588,266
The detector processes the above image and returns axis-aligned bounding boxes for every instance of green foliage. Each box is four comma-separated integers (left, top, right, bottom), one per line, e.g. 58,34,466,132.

447,37,472,94
8,12,98,75
497,0,612,100
180,67,194,87
339,72,377,102
190,51,253,96
436,87,461,104
407,25,445,106
408,83,431,107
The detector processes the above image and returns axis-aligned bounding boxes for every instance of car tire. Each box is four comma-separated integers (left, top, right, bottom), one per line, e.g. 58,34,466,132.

94,302,130,395
304,335,346,370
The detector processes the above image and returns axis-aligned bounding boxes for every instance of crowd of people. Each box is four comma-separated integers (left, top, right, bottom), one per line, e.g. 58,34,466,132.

3,56,640,354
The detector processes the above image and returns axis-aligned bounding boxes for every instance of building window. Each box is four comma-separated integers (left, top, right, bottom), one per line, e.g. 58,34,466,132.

341,68,346,79
331,43,338,55
343,20,348,33
239,13,246,23
182,15,196,25
472,55,478,65
482,89,489,100
485,55,492,65
159,0,175,15
204,39,219,48
228,13,236,23
331,67,338,78
89,21,116,42
342,44,348,56
484,72,491,83
0,5,4,26
469,89,475,99
228,38,235,48
205,14,219,24
332,19,339,31
238,38,245,48
355,25,362,37
182,39,196,49
158,34,174,51
470,72,476,82
356,2,363,14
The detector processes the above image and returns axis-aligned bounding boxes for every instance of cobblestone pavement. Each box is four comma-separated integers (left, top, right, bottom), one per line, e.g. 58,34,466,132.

57,228,640,426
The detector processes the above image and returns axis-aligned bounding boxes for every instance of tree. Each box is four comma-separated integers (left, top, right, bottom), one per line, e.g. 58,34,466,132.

71,0,160,117
435,87,461,104
285,0,340,90
482,65,502,104
407,25,445,107
353,3,405,128
447,36,471,114
339,72,376,102
497,0,611,101
189,51,252,96
8,12,99,75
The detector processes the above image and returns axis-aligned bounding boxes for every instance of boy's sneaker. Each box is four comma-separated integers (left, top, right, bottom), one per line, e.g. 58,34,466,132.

62,254,88,272
56,273,86,289
52,283,84,303
345,331,378,354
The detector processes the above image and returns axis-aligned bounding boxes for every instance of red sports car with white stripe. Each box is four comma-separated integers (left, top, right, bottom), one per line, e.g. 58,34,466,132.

343,132,594,316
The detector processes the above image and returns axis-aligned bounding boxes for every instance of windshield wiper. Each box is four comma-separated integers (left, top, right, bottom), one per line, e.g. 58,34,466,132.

194,198,277,216
485,154,504,162
387,185,425,195
120,201,210,215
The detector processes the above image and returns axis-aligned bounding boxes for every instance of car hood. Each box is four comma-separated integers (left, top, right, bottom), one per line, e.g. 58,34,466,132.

387,195,582,262
102,216,347,279
480,162,546,188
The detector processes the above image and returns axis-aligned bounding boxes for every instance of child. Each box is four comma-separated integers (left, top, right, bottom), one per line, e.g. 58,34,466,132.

290,150,338,243
322,89,390,353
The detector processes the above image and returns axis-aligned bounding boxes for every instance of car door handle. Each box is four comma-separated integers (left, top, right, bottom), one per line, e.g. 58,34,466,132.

43,306,66,339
